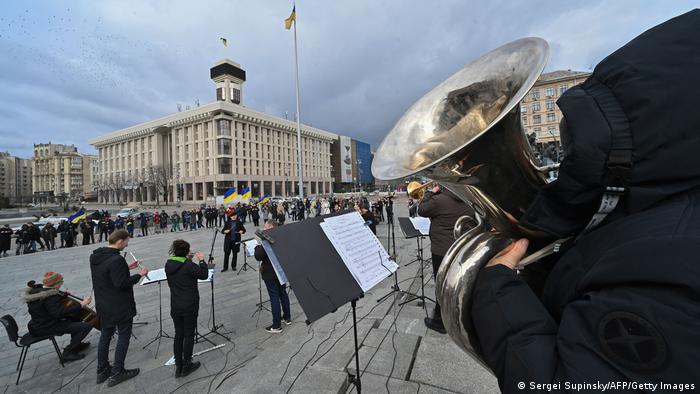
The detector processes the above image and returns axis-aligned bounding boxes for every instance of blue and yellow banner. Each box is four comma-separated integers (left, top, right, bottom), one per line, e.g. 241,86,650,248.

223,188,237,204
69,209,86,224
241,187,251,200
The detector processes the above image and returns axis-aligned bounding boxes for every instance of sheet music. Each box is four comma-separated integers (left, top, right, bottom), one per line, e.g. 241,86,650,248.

198,269,215,283
140,268,166,285
320,211,397,292
262,240,289,285
243,239,258,257
410,217,431,235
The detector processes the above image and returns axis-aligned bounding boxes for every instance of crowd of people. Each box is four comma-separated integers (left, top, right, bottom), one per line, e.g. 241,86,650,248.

0,195,397,258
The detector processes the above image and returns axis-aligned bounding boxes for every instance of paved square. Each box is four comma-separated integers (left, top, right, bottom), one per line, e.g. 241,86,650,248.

0,201,498,393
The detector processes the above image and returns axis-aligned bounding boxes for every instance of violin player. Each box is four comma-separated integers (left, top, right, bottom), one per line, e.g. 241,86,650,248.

21,272,93,361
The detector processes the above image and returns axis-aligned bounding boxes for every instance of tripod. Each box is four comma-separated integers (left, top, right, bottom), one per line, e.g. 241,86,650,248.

399,236,435,313
251,259,271,326
237,241,256,274
376,217,422,304
142,281,173,357
196,228,231,343
346,299,362,393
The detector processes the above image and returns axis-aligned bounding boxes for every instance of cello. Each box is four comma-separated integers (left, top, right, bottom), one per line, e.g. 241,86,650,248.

58,290,101,331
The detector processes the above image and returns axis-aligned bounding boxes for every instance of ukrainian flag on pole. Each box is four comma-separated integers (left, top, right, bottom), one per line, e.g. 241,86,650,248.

241,187,252,202
69,209,86,224
284,4,296,30
223,188,237,204
258,194,270,205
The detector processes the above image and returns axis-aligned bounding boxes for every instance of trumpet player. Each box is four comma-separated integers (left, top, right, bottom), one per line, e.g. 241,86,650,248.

416,183,472,334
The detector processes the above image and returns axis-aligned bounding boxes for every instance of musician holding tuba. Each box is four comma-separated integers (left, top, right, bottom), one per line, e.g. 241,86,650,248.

22,273,92,362
415,184,473,334
470,11,700,393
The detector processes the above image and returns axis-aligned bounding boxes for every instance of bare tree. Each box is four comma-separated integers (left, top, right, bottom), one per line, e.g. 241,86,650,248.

147,165,171,206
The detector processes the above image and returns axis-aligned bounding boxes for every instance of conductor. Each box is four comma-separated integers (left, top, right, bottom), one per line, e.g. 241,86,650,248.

221,211,246,272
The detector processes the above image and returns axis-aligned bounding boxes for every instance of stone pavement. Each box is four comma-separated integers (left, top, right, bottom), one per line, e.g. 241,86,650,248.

0,201,498,393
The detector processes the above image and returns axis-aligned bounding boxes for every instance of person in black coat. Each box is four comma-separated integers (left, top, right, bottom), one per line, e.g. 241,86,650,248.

0,224,13,256
254,220,291,333
41,222,57,250
165,240,208,377
250,205,260,227
22,273,93,361
221,212,246,272
359,203,377,235
417,185,473,334
471,11,700,393
89,230,149,387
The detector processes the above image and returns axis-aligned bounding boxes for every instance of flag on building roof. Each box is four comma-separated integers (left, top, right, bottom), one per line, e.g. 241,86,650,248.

223,188,237,203
220,37,228,47
69,209,86,224
284,5,296,30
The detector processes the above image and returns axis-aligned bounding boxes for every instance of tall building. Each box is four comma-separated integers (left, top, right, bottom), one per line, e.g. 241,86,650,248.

520,70,590,147
0,152,33,205
90,59,337,205
32,143,94,202
330,136,374,192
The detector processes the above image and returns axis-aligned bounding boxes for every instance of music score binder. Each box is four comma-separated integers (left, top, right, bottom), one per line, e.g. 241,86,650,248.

262,210,395,324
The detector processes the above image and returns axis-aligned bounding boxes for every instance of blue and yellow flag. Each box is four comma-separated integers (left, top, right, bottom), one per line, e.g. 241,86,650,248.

284,5,296,30
258,194,270,205
223,188,237,204
241,187,252,200
69,209,86,224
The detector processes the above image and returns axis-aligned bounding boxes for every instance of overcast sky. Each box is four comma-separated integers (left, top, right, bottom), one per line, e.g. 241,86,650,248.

0,1,696,158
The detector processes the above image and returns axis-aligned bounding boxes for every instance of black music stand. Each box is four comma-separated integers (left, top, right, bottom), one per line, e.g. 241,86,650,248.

141,278,173,358
395,217,435,312
262,211,394,394
375,216,418,304
249,241,271,326
195,264,231,344
237,238,257,274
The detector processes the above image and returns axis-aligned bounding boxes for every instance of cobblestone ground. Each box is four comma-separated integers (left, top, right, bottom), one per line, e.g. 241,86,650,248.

0,201,498,393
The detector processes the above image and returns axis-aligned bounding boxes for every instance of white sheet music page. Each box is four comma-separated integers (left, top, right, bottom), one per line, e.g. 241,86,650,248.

320,211,397,292
410,217,431,235
140,268,167,285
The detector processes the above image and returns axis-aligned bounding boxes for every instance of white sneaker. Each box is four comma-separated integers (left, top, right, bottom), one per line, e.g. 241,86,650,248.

265,325,282,333
283,319,292,326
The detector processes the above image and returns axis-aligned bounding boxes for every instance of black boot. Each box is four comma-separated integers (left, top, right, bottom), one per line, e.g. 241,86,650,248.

175,364,183,378
61,348,86,362
96,364,112,384
424,317,446,334
180,360,201,377
107,368,140,387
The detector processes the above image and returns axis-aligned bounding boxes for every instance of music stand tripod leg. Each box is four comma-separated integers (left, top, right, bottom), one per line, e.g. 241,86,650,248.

347,299,362,393
142,281,173,358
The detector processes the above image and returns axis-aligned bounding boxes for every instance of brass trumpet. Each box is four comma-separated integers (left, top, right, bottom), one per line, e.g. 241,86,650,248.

406,180,436,200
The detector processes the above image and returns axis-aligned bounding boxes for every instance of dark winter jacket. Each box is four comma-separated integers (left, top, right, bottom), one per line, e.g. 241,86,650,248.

89,247,141,326
22,286,80,335
361,211,377,235
41,224,56,240
165,256,209,316
222,218,246,251
1,226,14,250
254,244,279,283
472,10,700,393
416,188,473,256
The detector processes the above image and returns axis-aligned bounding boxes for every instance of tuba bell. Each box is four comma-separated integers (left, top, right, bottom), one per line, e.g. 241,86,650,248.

372,37,559,368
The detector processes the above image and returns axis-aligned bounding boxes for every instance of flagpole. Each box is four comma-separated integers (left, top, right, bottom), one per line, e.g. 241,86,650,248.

292,13,304,200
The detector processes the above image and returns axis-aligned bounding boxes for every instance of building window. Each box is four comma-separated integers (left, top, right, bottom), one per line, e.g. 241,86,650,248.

217,120,231,136
230,88,241,104
533,115,541,124
559,85,568,94
547,113,557,122
520,103,527,113
521,116,528,125
531,90,540,101
548,126,558,134
217,138,231,155
532,102,540,112
546,100,555,111
545,87,555,97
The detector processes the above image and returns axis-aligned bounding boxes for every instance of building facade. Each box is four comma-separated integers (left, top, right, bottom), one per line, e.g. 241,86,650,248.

32,143,94,202
520,70,590,145
90,59,337,205
330,136,374,192
0,152,33,205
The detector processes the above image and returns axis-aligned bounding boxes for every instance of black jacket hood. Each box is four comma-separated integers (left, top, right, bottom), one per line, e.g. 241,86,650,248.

521,9,700,237
90,246,121,265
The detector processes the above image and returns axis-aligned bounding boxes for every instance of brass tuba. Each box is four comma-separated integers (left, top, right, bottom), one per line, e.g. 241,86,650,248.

372,38,558,368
